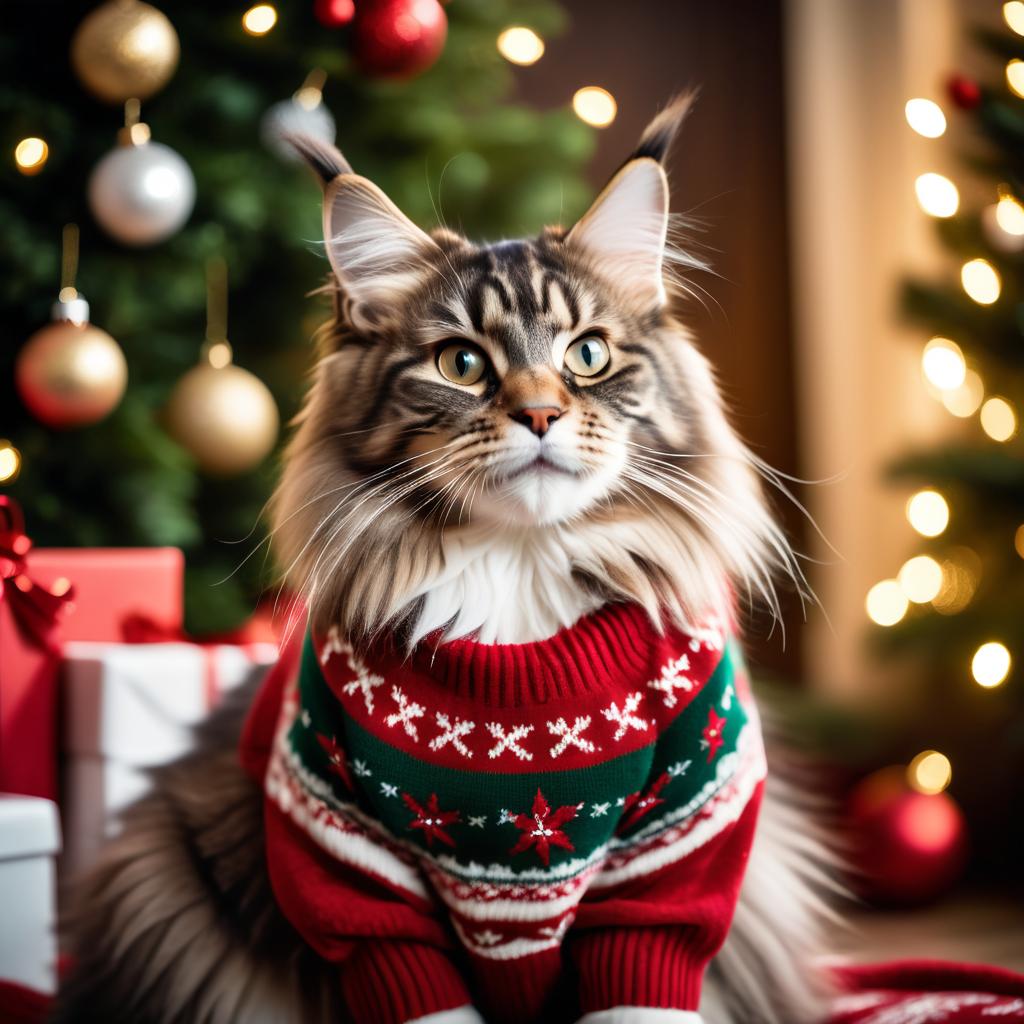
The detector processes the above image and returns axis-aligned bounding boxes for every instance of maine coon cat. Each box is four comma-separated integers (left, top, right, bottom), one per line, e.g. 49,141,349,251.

54,96,838,1024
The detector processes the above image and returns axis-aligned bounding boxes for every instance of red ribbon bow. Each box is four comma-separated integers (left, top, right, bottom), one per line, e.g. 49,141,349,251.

0,496,75,653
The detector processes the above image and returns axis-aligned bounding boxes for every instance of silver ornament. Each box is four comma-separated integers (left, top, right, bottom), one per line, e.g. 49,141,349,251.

88,138,195,246
260,96,336,163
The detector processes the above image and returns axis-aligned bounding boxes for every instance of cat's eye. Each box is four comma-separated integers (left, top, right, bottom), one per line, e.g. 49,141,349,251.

564,336,610,377
437,342,487,386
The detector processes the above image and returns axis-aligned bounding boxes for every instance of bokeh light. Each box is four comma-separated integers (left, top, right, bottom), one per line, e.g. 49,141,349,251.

971,641,1011,688
905,98,946,138
866,579,909,627
15,137,48,175
995,193,1024,235
908,750,952,795
1006,1,1024,35
941,368,984,418
961,258,1001,304
980,396,1018,442
898,555,944,604
0,440,21,483
573,86,617,128
932,547,981,616
906,489,949,537
242,4,277,35
1007,58,1024,98
1015,524,1024,560
914,173,959,218
921,337,966,390
497,26,545,66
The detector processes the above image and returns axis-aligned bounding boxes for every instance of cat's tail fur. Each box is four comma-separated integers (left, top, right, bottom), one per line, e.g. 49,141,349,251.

52,677,842,1024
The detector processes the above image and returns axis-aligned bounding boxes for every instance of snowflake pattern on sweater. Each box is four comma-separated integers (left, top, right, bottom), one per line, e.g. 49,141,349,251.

259,603,766,1022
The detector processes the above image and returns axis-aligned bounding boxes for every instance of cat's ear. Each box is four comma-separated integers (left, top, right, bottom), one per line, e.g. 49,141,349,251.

566,93,695,308
287,134,439,323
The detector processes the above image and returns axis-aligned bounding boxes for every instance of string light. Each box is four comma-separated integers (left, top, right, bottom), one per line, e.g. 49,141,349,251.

941,368,984,418
242,3,277,35
961,258,1001,304
1007,59,1024,98
905,98,947,138
866,579,909,626
980,396,1018,441
0,440,21,483
898,555,944,604
573,86,617,128
497,26,545,66
908,750,952,795
971,641,1011,688
914,173,959,218
906,489,949,537
14,137,48,175
921,337,966,390
1006,1,1024,35
1015,524,1024,559
995,193,1024,235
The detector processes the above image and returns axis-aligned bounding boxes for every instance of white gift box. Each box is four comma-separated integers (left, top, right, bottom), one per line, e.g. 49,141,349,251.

0,795,61,994
60,641,276,877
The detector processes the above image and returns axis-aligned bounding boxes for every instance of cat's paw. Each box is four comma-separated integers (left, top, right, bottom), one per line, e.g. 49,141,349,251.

576,1009,704,1024
406,1007,487,1024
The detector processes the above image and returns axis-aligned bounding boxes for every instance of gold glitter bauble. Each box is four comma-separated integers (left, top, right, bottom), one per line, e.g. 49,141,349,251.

165,362,279,476
16,321,128,428
71,0,179,104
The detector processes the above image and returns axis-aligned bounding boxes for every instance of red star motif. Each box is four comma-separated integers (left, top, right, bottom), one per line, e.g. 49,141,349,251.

509,789,579,866
619,771,672,832
316,733,354,790
702,707,727,763
403,792,460,848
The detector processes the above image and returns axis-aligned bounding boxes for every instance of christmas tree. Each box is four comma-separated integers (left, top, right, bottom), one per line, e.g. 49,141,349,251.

868,6,1024,869
1,0,593,633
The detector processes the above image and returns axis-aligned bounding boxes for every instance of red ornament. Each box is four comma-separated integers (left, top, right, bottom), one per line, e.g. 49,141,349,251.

509,788,579,866
314,0,355,27
403,792,459,847
352,0,447,79
947,74,982,110
845,766,968,907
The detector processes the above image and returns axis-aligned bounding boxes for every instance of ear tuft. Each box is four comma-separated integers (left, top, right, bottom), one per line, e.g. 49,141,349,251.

285,132,353,185
625,90,698,167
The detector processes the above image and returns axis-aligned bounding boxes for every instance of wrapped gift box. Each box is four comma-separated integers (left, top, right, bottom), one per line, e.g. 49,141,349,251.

60,640,276,877
2,540,184,802
0,795,61,996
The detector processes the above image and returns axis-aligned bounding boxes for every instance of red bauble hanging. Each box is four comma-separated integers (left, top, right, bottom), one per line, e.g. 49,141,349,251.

352,0,447,79
845,766,968,907
314,0,355,27
947,73,982,110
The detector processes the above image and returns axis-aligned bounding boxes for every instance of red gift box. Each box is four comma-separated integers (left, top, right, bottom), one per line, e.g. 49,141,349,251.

1,497,184,800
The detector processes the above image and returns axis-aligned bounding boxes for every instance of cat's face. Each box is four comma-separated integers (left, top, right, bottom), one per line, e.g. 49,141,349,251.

274,98,802,642
325,225,690,530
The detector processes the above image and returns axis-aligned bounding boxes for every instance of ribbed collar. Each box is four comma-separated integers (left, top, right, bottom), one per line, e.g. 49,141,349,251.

361,603,666,708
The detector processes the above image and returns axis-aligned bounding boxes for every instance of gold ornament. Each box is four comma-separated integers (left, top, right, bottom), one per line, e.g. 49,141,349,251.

16,225,128,429
164,260,279,476
165,353,279,476
71,0,179,104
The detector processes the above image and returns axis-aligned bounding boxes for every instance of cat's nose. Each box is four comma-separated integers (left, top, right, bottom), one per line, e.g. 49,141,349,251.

511,406,563,438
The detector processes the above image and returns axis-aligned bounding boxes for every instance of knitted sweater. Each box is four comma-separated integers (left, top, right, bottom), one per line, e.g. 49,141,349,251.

240,603,766,1024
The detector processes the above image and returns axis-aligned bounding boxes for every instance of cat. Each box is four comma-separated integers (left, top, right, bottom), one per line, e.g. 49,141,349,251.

53,96,840,1024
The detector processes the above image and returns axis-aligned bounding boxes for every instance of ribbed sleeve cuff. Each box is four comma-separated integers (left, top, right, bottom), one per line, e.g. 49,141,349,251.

469,947,563,1023
573,926,710,1012
340,940,472,1024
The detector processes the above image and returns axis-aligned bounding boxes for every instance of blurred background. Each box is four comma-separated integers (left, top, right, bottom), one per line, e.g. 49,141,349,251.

2,0,1024,1001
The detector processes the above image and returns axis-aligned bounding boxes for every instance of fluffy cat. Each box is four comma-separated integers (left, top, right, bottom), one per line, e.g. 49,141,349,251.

54,96,839,1024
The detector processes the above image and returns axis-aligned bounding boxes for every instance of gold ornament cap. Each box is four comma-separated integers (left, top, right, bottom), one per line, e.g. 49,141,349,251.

52,288,90,326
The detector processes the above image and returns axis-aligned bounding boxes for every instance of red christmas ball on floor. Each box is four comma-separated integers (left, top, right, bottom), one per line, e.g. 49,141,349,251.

846,766,968,907
947,74,981,110
352,0,447,79
314,0,355,27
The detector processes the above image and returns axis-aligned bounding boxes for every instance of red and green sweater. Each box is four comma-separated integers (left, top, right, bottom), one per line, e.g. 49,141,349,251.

240,603,766,1024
